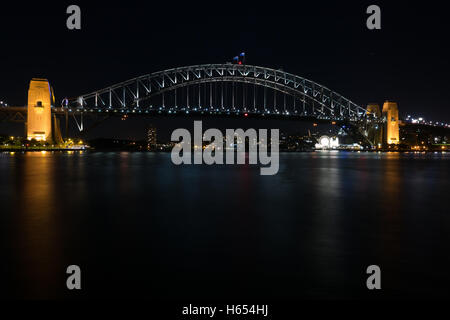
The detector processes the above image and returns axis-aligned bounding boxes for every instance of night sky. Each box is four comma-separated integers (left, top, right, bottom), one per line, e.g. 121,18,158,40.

1,1,449,139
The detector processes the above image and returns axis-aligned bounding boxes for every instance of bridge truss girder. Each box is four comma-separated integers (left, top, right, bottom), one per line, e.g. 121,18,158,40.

0,108,26,123
67,64,372,122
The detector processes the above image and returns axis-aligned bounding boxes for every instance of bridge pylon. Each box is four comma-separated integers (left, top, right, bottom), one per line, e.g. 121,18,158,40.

26,78,54,142
382,101,400,145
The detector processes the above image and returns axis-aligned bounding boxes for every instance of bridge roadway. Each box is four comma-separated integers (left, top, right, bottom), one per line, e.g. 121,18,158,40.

1,105,368,124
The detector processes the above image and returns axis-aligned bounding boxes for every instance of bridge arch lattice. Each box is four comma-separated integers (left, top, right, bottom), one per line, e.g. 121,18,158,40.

66,64,370,121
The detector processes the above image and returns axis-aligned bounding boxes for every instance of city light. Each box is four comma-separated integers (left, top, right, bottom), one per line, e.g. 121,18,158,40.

315,136,340,150
405,114,449,128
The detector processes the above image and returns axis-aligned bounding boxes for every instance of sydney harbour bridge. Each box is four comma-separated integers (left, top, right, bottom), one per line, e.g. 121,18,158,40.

0,63,390,146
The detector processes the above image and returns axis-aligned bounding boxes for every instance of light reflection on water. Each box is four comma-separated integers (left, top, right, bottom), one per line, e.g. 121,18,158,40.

1,151,449,299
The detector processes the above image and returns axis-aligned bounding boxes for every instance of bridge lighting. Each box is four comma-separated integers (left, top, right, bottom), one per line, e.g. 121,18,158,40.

239,52,246,64
59,64,385,129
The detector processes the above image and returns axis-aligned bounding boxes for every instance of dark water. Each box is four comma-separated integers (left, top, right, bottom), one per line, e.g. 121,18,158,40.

1,151,450,300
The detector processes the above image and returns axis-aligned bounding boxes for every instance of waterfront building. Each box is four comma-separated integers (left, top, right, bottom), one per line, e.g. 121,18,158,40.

147,126,157,150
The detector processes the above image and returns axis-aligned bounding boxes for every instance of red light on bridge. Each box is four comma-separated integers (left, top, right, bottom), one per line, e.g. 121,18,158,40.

244,113,248,117
238,61,242,65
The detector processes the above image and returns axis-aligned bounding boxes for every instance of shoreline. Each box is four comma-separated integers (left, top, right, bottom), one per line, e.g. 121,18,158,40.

1,148,448,154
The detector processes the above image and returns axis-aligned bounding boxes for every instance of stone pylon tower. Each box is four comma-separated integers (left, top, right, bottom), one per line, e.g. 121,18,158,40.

27,78,54,142
382,101,400,145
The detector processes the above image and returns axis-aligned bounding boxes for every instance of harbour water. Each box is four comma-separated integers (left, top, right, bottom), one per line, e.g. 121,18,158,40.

1,151,449,299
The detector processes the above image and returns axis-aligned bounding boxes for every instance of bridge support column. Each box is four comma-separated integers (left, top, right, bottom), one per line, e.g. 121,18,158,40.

382,101,400,145
27,78,53,142
65,109,69,139
232,82,235,110
197,83,200,108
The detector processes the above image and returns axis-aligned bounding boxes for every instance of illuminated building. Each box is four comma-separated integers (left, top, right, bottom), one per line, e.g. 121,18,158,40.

147,126,157,150
382,101,400,145
27,78,54,142
315,135,339,149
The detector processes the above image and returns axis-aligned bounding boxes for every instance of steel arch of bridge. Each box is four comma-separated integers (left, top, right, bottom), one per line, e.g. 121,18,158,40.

67,64,370,121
